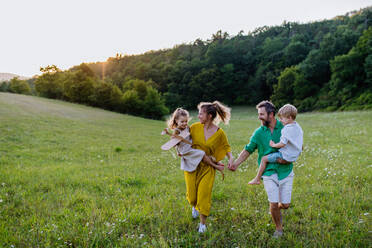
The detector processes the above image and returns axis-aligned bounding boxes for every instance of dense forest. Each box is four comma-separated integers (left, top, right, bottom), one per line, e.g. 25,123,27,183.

1,7,371,119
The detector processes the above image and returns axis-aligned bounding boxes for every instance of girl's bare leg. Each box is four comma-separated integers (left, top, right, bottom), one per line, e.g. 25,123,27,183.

202,155,224,171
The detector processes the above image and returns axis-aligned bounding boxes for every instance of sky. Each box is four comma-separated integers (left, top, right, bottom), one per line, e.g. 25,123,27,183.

1,0,371,77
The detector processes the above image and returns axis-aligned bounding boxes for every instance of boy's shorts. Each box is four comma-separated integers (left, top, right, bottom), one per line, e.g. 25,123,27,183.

267,152,283,163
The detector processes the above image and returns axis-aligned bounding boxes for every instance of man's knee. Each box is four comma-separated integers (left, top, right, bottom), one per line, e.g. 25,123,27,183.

279,203,290,209
270,202,279,210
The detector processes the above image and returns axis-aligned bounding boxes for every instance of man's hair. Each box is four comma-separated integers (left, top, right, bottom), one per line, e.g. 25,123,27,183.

278,104,297,120
256,100,276,116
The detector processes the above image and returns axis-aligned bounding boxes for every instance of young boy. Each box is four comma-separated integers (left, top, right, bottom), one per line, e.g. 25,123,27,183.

248,104,303,185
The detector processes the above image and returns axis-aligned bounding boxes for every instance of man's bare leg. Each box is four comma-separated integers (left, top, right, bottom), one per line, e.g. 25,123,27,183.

270,202,283,231
278,203,290,225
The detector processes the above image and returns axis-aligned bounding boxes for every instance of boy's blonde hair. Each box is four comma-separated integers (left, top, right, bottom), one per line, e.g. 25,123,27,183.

278,104,297,120
167,108,190,129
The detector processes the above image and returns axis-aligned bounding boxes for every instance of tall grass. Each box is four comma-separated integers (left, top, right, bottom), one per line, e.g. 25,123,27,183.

0,93,370,247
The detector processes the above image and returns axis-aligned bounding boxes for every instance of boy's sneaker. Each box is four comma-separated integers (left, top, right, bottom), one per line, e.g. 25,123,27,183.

272,230,283,238
198,223,206,233
192,207,199,219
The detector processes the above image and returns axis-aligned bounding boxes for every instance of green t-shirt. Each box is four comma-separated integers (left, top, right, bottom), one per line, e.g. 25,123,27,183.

244,119,293,180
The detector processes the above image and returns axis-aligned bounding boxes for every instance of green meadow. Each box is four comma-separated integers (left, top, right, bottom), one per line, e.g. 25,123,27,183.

0,92,370,247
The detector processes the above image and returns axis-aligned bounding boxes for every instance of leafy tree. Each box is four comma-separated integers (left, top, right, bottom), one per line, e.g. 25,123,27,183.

327,27,372,108
284,40,309,66
9,77,32,95
92,82,123,111
35,65,64,99
0,82,9,92
120,90,142,115
143,87,169,119
271,67,296,106
62,70,96,104
364,54,372,85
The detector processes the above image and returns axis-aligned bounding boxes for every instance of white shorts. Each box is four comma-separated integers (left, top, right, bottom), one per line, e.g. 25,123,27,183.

262,171,294,204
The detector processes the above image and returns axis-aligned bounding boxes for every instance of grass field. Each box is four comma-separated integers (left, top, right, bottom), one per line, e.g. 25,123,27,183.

0,92,371,247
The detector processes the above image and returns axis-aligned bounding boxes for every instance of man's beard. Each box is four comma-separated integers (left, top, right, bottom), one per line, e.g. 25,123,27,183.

263,119,270,126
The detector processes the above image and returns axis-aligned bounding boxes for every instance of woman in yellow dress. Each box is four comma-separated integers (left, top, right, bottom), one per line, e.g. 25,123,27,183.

185,101,234,233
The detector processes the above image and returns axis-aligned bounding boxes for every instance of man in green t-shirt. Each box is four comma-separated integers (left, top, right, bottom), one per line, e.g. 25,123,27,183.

228,100,294,238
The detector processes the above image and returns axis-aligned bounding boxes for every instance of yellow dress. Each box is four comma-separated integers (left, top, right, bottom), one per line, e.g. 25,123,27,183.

184,122,231,216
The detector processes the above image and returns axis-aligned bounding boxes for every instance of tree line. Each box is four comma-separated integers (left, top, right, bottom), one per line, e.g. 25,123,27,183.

0,64,168,119
1,7,371,118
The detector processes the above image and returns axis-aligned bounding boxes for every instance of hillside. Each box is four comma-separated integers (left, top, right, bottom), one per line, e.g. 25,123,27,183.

0,72,28,81
0,93,370,247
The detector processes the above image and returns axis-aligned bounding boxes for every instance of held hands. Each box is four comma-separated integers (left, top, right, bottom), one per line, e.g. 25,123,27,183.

270,140,276,147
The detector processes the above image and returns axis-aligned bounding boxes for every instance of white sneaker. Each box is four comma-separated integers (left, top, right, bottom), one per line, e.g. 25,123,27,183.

198,223,206,233
273,230,283,238
192,207,199,219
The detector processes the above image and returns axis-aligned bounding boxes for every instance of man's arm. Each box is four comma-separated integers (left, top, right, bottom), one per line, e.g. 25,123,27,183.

229,149,250,171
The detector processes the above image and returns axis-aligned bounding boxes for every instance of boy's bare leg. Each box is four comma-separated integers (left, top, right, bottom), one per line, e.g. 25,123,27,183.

248,155,268,185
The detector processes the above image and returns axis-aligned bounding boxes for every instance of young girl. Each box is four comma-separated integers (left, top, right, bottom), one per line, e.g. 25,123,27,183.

162,108,224,174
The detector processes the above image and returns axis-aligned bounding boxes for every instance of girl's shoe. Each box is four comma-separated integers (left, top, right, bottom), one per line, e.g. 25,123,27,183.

192,207,199,219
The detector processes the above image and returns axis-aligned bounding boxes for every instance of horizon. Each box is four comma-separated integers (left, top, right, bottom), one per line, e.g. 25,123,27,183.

1,0,371,77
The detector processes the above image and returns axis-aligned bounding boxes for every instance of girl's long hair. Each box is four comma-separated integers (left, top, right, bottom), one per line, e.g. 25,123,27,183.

167,108,190,129
197,101,231,125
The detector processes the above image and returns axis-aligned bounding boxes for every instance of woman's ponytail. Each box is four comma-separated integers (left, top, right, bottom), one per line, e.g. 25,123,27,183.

213,101,231,125
198,101,231,125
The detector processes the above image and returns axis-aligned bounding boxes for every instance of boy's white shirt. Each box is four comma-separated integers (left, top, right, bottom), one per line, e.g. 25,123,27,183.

279,121,303,162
